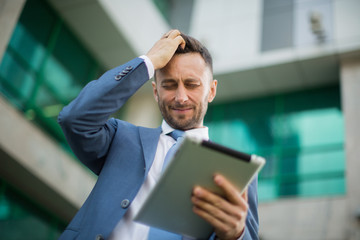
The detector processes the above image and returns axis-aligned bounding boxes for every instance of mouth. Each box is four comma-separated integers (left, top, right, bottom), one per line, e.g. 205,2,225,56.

170,106,193,114
172,108,192,113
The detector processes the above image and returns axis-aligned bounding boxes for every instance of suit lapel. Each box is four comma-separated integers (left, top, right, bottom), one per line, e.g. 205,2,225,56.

139,126,162,176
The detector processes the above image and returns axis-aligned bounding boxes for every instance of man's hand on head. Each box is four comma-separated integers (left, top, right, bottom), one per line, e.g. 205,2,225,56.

146,29,185,70
191,174,248,240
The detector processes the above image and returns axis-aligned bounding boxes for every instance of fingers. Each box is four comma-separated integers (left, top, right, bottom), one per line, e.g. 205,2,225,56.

168,29,179,38
163,29,185,49
146,29,185,70
242,188,248,203
192,185,247,219
192,187,238,220
214,174,248,206
161,30,171,39
175,35,186,49
191,175,249,239
192,199,237,237
163,29,180,39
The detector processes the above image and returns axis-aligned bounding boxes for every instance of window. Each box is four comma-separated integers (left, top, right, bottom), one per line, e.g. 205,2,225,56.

261,0,295,51
152,0,195,33
0,0,104,151
0,179,66,239
261,0,333,51
205,85,345,201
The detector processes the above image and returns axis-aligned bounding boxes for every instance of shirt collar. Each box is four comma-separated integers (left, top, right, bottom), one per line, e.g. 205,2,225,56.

161,120,209,140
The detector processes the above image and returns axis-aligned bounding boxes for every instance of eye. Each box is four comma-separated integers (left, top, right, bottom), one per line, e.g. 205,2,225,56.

161,82,177,90
185,83,200,89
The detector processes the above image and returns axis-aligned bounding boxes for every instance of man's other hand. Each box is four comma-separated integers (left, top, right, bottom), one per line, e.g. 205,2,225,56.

146,29,185,70
191,174,248,240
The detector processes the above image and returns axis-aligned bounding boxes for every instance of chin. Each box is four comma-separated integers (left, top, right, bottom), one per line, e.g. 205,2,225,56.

169,119,199,130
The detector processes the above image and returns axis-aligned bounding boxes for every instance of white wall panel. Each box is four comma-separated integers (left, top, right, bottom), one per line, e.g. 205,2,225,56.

334,0,360,42
190,0,262,74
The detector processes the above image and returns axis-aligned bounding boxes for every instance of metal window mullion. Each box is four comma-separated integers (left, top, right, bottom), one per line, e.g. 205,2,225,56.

26,18,63,110
274,94,285,197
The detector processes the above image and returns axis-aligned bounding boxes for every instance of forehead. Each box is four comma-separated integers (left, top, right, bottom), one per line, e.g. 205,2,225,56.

156,53,212,82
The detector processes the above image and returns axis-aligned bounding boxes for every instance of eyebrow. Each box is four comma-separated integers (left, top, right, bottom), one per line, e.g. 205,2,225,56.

159,78,202,86
160,79,177,85
184,79,201,83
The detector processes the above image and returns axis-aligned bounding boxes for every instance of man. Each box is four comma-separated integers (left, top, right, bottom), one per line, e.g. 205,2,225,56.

58,30,259,240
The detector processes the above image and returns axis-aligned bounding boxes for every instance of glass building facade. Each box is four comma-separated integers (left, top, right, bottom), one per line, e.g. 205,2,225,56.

0,0,103,151
0,0,103,238
205,85,345,201
0,179,65,239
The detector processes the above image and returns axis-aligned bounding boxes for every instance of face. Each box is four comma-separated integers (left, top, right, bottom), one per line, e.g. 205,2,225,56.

152,53,217,130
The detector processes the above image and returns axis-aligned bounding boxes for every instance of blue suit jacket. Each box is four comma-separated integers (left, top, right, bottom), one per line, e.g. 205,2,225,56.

58,58,259,240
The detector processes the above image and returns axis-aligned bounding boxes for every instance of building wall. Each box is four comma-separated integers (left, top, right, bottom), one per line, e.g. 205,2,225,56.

190,0,262,73
0,94,96,221
189,0,360,239
0,0,25,61
340,56,360,240
0,0,96,238
259,197,348,240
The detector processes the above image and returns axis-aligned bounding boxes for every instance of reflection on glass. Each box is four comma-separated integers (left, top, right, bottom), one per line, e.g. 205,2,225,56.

205,86,345,201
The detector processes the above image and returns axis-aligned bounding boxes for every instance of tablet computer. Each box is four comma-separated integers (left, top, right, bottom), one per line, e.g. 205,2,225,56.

134,135,265,239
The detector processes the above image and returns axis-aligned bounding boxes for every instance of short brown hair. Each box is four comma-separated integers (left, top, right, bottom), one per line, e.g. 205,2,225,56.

154,33,213,81
175,33,213,73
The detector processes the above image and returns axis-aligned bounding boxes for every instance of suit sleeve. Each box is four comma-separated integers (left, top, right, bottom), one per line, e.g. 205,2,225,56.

58,57,149,175
242,177,259,239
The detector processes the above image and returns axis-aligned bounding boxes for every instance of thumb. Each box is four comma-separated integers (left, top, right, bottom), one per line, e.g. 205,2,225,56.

242,188,248,203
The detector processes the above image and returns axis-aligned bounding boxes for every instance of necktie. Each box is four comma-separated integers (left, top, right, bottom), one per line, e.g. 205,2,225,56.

147,130,185,240
162,130,185,171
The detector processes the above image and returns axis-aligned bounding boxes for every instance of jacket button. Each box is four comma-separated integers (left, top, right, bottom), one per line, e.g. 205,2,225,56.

121,199,130,209
115,70,130,81
95,234,104,240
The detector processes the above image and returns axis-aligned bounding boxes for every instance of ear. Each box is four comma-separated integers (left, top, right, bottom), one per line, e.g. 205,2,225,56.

207,79,218,103
152,81,159,102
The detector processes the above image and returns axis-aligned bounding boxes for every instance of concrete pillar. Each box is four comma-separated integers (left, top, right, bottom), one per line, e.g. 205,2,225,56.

0,94,96,222
0,0,26,62
340,56,360,240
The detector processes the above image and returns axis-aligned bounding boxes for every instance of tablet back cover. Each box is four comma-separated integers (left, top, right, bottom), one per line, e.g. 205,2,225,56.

134,136,265,239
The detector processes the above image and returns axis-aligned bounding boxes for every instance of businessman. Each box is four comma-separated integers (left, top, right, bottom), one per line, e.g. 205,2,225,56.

58,30,259,240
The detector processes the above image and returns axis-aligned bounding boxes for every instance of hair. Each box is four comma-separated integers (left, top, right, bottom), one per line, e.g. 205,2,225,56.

154,33,213,81
175,33,213,73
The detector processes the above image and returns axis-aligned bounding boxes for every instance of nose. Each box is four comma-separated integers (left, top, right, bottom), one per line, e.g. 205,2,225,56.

175,84,188,103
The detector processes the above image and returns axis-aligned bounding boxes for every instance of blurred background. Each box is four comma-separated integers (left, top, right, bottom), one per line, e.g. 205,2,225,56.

0,0,359,239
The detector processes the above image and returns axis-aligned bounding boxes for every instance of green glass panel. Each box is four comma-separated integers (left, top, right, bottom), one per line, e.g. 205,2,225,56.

19,0,56,46
0,51,35,104
298,178,345,197
8,23,46,70
208,119,257,153
258,179,278,201
0,181,65,240
35,84,60,107
42,54,84,105
0,0,103,155
205,85,345,200
52,26,95,83
272,108,344,148
0,195,11,220
297,149,345,175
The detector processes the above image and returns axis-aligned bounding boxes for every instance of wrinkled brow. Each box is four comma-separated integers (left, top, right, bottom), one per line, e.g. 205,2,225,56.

159,79,177,85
